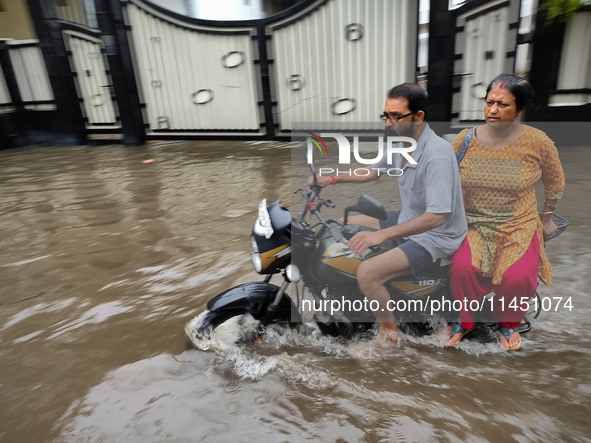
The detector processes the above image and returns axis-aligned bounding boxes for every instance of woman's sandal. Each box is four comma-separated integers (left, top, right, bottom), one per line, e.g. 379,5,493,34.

444,322,475,348
497,327,522,351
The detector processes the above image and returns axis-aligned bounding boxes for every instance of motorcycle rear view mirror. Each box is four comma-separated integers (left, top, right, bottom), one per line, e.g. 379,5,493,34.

344,194,387,225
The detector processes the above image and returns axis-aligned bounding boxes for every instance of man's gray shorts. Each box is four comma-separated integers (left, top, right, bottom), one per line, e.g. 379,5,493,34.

378,210,441,280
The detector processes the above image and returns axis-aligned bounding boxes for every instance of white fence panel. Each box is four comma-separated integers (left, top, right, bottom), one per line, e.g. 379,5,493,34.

7,41,55,110
270,0,418,131
0,68,12,111
125,0,260,135
63,31,121,129
452,0,520,123
550,11,591,106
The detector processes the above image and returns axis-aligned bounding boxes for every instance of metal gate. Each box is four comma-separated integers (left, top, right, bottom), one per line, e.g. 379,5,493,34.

63,29,122,131
550,11,591,106
122,0,419,138
0,40,56,112
268,0,417,133
451,0,521,125
124,0,261,136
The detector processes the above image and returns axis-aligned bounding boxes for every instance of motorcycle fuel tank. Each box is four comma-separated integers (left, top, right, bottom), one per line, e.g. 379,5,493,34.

308,235,360,285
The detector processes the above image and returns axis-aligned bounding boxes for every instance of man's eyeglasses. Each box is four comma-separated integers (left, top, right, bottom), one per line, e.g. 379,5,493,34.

379,111,416,122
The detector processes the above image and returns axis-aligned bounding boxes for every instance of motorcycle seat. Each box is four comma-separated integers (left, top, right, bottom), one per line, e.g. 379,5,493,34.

421,264,450,280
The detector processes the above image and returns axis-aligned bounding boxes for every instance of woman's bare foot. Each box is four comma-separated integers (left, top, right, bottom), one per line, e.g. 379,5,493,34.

497,329,521,351
444,322,474,348
444,331,463,347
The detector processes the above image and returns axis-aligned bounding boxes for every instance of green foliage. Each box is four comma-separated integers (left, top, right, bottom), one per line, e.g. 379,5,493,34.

539,0,591,24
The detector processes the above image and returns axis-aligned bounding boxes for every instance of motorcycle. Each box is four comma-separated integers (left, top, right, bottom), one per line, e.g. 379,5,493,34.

187,150,569,343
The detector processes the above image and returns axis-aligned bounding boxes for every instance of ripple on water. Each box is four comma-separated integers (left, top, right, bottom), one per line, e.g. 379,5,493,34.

134,253,250,295
3,298,77,330
47,301,134,340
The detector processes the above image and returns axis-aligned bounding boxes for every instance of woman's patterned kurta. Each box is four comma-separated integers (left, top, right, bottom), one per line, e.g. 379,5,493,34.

452,125,565,286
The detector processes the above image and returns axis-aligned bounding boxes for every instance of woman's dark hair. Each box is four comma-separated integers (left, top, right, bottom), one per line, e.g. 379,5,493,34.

486,73,535,112
387,83,429,120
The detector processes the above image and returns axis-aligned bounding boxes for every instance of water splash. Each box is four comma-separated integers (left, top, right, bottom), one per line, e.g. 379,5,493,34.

186,311,529,381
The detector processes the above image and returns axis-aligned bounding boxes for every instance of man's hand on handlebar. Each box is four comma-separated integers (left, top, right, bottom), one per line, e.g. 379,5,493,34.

307,175,333,188
348,230,387,255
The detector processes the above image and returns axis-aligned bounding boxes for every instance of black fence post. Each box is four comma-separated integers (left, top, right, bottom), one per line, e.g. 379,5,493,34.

426,0,455,125
0,43,25,114
95,0,145,146
257,23,275,140
526,8,567,121
25,0,87,145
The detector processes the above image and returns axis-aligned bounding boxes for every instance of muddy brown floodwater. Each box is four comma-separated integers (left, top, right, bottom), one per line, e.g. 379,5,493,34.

0,140,590,442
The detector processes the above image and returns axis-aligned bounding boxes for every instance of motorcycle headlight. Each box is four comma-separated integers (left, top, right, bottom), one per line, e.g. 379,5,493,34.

251,253,262,273
250,235,262,272
286,264,300,282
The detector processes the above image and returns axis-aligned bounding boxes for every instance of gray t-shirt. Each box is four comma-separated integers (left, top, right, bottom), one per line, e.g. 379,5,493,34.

372,124,467,264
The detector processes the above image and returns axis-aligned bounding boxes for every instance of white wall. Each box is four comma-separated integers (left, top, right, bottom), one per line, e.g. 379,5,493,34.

148,0,191,16
189,0,266,20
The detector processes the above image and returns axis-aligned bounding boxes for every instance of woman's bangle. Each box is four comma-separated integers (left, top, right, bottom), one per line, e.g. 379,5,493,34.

543,200,557,210
541,211,554,216
330,175,336,185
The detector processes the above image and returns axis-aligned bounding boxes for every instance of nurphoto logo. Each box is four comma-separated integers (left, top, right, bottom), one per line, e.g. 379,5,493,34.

305,133,417,177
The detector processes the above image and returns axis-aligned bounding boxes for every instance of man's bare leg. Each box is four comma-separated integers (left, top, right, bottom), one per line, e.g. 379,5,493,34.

356,248,411,345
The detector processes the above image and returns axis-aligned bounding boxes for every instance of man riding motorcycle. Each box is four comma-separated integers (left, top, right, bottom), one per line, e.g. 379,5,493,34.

310,83,467,346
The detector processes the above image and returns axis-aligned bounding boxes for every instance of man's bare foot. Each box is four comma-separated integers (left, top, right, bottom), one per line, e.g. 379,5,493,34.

348,328,399,359
372,328,399,348
497,328,521,351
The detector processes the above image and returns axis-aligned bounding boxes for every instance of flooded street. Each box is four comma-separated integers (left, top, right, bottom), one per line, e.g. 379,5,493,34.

1,140,590,442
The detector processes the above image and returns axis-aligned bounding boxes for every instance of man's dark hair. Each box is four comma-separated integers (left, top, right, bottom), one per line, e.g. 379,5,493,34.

387,83,429,120
486,73,535,112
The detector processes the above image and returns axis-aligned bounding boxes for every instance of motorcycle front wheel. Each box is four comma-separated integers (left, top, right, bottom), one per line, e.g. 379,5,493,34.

188,296,298,343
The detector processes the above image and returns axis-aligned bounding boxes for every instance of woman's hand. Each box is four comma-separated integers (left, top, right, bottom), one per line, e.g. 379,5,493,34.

541,217,558,240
